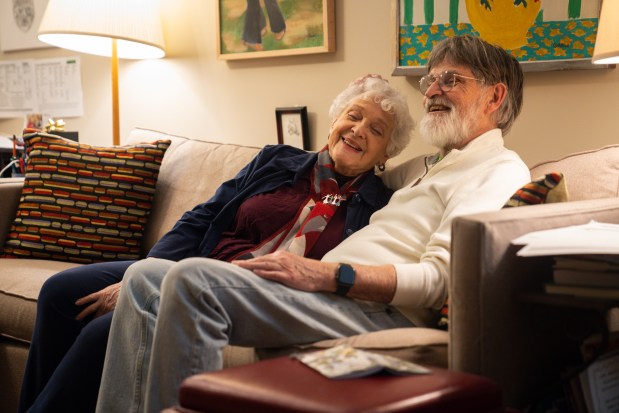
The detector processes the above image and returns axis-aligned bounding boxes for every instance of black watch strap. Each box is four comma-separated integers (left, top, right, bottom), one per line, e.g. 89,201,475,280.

336,263,355,296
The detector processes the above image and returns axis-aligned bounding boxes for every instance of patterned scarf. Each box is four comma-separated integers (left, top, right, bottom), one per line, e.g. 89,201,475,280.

238,146,367,259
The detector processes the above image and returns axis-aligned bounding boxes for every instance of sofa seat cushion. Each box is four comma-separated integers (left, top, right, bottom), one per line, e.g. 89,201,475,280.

0,259,81,343
257,328,449,368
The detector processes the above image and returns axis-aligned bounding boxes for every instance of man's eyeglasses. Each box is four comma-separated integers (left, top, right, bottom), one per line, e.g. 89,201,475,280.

419,71,485,95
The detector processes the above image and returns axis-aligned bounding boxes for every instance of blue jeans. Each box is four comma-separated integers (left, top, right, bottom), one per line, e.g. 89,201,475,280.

96,257,414,413
18,261,135,413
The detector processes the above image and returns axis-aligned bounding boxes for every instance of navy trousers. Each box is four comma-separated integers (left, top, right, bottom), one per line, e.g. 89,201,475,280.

18,260,136,413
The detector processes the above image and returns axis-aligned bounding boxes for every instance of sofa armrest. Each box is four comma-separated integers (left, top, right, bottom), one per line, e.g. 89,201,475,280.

449,197,619,408
0,178,24,247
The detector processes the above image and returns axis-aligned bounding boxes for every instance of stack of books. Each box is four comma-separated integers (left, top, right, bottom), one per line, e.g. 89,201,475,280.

545,255,619,300
513,220,619,301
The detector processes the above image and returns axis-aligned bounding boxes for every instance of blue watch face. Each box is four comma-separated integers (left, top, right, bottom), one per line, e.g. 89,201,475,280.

338,264,355,287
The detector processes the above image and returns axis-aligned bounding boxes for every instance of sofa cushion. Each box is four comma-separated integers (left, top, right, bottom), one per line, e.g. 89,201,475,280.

529,144,619,201
257,328,449,368
0,259,81,343
126,128,262,254
1,132,170,264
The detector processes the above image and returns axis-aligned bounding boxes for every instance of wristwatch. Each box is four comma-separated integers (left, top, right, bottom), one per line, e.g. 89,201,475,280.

335,263,355,296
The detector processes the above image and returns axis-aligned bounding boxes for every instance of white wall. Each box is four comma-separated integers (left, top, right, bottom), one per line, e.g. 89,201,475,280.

1,0,618,167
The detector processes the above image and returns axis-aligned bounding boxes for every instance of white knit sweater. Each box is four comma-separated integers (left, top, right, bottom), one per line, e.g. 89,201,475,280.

322,129,530,326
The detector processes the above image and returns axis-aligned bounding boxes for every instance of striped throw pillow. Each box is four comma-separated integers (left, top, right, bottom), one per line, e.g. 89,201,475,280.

1,131,170,264
503,172,568,207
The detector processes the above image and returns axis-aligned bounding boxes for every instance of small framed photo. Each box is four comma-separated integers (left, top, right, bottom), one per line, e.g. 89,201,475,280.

275,106,309,150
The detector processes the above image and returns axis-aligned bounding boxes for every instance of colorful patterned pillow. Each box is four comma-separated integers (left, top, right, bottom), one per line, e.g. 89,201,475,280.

503,172,568,207
1,131,170,264
437,172,569,329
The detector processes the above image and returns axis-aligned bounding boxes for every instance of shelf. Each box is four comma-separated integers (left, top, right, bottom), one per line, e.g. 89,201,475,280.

520,292,619,312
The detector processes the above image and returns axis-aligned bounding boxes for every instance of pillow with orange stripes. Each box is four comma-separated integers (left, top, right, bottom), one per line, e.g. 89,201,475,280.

503,172,568,207
1,131,170,264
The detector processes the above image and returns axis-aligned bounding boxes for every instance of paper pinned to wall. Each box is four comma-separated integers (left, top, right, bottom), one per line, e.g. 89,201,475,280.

0,56,83,119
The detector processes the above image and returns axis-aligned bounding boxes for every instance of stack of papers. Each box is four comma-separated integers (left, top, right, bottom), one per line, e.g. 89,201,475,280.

513,221,619,257
293,345,430,379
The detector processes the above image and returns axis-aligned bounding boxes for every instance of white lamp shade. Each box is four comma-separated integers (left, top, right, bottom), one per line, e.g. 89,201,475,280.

38,0,165,59
592,0,619,64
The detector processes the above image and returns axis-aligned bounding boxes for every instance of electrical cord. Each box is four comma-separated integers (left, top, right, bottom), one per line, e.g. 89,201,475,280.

0,159,20,177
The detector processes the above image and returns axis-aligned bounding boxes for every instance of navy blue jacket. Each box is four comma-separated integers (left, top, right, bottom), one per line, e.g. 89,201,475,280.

148,145,393,261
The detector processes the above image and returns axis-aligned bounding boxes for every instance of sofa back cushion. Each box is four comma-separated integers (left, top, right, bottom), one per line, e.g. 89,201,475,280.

126,128,261,255
529,144,619,201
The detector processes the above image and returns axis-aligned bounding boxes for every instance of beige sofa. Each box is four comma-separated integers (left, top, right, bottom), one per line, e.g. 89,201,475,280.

0,127,617,411
0,128,446,412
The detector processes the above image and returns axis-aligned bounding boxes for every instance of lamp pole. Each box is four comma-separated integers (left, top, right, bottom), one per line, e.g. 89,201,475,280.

112,39,120,146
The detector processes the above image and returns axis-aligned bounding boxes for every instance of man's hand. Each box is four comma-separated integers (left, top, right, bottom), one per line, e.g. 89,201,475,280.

234,251,397,303
233,251,337,293
75,282,122,321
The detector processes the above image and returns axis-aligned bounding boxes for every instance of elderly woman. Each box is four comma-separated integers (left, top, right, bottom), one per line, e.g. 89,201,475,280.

18,74,414,413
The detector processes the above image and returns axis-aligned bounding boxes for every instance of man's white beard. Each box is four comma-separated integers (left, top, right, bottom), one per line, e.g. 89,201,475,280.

419,97,480,150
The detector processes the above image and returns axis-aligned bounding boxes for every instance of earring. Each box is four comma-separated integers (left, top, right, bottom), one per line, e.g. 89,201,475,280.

377,163,386,172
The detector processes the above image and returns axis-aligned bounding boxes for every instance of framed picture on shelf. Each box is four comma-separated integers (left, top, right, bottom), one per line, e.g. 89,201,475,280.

217,0,335,60
392,0,609,75
276,106,309,150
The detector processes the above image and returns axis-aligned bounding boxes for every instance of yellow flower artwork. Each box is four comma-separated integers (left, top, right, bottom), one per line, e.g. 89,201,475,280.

395,0,602,74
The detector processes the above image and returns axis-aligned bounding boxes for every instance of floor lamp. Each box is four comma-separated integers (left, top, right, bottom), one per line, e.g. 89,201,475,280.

37,0,166,146
592,0,619,65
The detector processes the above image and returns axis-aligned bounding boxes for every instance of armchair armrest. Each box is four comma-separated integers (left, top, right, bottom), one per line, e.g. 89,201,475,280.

449,197,619,408
0,178,24,247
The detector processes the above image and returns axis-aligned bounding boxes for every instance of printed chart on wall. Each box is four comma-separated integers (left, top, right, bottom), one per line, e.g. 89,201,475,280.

0,57,84,119
394,0,603,75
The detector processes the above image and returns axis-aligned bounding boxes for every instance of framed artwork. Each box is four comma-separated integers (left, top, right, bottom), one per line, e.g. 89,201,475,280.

276,106,309,150
0,0,52,52
393,0,609,75
217,0,335,60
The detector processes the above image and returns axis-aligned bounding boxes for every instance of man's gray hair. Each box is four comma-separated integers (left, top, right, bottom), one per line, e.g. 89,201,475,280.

427,35,524,135
329,76,414,158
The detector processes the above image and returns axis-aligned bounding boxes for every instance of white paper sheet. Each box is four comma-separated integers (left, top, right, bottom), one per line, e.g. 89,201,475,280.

513,221,619,257
580,350,619,413
0,57,83,119
293,345,431,379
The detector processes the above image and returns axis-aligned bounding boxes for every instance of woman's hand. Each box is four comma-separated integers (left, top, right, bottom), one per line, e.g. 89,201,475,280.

233,251,337,293
75,282,122,321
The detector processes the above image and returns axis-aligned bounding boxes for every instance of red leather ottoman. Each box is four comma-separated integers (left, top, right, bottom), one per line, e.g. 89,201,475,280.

163,356,508,413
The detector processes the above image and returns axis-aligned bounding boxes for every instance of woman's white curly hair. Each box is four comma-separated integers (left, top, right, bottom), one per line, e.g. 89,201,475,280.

328,75,415,158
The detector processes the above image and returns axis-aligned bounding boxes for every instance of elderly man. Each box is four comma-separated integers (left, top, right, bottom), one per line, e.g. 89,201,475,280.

96,35,530,413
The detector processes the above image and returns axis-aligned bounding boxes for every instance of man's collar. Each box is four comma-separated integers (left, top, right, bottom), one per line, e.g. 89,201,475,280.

444,128,503,152
432,129,504,162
